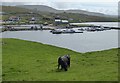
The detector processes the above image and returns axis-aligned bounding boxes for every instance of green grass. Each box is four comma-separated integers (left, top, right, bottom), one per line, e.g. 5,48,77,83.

2,38,118,81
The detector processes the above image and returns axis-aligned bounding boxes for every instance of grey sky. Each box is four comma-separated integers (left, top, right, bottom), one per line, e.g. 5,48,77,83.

1,0,119,15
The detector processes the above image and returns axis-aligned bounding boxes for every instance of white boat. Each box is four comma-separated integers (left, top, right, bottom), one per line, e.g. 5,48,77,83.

62,29,75,33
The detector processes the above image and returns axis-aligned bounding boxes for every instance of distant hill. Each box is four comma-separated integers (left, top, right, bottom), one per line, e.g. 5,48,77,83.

66,10,109,17
1,6,32,13
18,5,59,13
18,5,116,18
1,5,118,22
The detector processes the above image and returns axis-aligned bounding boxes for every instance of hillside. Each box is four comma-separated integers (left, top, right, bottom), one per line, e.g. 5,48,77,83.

1,6,32,13
18,5,59,13
1,5,118,22
2,38,118,81
19,5,116,18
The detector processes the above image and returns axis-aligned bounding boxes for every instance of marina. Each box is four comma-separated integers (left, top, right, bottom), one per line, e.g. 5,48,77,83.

2,29,118,53
1,23,119,33
1,22,118,52
50,29,83,34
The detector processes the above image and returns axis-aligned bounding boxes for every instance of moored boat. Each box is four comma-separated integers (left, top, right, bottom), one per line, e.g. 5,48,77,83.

51,29,83,34
50,29,62,34
62,29,75,33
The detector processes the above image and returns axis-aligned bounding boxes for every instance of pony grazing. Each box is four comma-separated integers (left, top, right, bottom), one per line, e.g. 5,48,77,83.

58,55,70,71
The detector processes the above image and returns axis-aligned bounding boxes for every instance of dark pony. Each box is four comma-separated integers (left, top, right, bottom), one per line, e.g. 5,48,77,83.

58,55,70,71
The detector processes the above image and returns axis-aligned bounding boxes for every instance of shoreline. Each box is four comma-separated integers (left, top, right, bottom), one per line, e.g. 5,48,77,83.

1,29,118,53
2,38,118,53
2,38,118,81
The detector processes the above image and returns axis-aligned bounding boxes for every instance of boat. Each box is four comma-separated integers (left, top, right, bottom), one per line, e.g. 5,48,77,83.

86,28,96,32
95,28,104,31
104,27,111,30
51,29,83,34
78,28,85,31
62,29,75,33
50,30,62,34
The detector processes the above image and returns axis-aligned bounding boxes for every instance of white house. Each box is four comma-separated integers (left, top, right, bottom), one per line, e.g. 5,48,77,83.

29,17,36,24
61,20,69,23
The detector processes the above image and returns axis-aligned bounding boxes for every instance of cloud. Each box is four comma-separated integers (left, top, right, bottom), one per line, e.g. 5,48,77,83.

1,0,119,2
51,2,118,15
52,2,81,10
1,1,118,15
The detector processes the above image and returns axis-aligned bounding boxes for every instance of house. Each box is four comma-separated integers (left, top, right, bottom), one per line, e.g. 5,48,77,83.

54,17,61,25
54,16,69,25
7,16,20,23
31,17,35,21
61,20,69,24
29,17,36,24
55,19,61,24
9,16,20,21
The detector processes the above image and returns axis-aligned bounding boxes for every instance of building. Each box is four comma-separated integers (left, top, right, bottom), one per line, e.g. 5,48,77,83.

61,20,69,24
7,16,20,23
29,17,36,24
9,16,20,21
55,19,61,25
54,16,69,25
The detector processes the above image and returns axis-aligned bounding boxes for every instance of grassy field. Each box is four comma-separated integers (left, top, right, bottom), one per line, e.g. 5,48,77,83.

2,38,118,81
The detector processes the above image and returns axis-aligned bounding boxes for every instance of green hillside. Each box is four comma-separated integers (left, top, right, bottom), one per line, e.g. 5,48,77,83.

1,6,32,13
1,6,118,23
2,38,118,81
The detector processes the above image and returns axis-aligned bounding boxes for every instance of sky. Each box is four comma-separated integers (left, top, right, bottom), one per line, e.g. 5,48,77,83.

1,0,119,15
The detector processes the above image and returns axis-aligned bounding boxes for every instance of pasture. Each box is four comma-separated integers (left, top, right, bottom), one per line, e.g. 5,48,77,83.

2,38,118,81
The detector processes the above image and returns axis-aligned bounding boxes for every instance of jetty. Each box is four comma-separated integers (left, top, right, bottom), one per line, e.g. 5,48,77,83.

1,25,55,32
1,23,120,33
70,24,120,30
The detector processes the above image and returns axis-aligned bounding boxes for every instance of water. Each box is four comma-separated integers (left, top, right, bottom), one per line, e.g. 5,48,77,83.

2,29,118,53
1,22,119,29
1,22,118,53
71,22,119,27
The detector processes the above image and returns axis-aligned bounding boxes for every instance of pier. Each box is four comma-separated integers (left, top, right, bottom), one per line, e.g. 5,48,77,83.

1,24,120,32
1,25,55,32
70,24,120,30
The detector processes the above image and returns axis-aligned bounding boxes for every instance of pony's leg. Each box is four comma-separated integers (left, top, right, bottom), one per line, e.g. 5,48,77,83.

62,64,67,71
58,57,62,70
58,64,60,69
61,61,68,71
60,65,63,70
64,67,67,71
67,60,70,68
